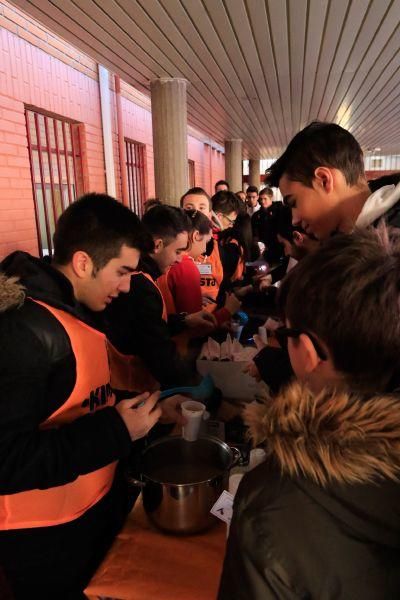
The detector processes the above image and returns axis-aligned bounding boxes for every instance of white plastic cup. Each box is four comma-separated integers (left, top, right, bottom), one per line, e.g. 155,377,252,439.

181,400,206,442
258,326,268,344
231,320,244,340
248,448,267,470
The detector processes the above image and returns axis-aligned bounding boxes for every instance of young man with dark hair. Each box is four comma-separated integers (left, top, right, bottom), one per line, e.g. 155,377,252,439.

251,186,275,246
219,225,400,599
105,205,215,390
0,193,167,598
245,185,259,217
266,121,400,239
212,191,253,304
212,190,240,231
215,179,230,193
181,187,212,214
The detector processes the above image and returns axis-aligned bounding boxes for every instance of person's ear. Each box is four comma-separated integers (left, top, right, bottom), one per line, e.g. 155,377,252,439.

192,230,202,243
71,251,94,279
153,238,164,254
292,231,304,247
314,167,334,193
297,333,320,375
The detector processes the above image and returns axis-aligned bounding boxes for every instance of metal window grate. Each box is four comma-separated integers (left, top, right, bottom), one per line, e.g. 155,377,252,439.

25,108,83,257
188,159,195,187
125,138,146,216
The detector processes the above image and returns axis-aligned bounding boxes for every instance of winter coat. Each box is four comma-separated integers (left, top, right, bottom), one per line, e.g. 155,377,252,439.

0,252,134,597
104,254,194,388
219,381,400,600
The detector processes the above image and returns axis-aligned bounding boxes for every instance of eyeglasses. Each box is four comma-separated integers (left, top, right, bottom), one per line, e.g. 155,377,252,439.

275,326,327,361
223,214,236,226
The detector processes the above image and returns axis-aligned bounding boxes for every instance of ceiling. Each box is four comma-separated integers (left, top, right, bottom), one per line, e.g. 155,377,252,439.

10,0,400,159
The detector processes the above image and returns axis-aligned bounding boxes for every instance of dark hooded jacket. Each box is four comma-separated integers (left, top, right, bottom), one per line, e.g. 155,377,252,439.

219,381,400,600
0,252,134,597
0,251,131,493
104,254,195,388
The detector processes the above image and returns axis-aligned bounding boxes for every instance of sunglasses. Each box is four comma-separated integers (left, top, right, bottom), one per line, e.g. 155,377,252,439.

275,326,327,361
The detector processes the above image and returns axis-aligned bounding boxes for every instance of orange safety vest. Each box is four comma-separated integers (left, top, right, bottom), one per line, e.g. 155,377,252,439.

107,272,167,393
157,268,177,316
195,240,223,302
229,239,245,282
0,300,117,531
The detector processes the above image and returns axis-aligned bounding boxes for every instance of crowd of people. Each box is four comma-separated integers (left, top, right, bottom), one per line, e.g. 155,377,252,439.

1,121,400,599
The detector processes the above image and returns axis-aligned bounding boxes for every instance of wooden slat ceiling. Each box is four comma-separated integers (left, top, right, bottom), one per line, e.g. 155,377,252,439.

10,0,400,158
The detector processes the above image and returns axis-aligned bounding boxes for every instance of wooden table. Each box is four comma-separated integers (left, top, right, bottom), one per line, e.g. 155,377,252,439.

85,498,226,600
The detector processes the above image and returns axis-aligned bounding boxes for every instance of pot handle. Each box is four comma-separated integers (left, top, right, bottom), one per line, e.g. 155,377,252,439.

229,446,242,468
126,474,146,488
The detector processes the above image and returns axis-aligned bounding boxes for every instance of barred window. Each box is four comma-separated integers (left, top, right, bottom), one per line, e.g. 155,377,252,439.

125,138,147,216
25,107,84,256
188,159,195,187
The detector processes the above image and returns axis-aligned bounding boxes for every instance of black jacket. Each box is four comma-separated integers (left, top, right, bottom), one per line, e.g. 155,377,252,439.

0,252,134,596
0,252,131,494
219,382,400,599
104,255,193,388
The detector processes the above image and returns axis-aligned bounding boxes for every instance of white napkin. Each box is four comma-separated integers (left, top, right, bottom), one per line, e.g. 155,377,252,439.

199,335,258,362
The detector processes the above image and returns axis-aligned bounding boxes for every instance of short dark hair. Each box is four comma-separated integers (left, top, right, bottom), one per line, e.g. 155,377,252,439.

142,204,192,244
212,190,240,215
215,179,229,190
53,193,152,269
185,209,213,235
266,121,365,188
246,185,258,194
259,186,274,198
278,226,400,393
180,187,211,210
143,198,162,213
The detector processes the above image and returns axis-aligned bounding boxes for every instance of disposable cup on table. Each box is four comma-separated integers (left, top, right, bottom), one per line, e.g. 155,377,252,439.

182,400,206,442
231,321,243,341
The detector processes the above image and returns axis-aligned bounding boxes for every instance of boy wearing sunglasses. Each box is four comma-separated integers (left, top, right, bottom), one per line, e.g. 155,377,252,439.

219,225,400,599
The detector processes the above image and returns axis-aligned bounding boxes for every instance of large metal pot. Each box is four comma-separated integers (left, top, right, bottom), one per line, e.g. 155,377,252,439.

134,435,240,535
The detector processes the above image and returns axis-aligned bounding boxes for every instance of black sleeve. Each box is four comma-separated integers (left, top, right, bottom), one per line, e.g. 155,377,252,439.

251,212,260,239
217,242,242,304
269,256,290,284
105,274,191,387
0,317,132,494
220,242,241,281
167,313,186,337
218,475,299,600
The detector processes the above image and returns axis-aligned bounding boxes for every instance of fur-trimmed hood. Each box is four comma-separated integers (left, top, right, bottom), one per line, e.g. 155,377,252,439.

0,251,96,324
0,273,25,312
244,381,400,487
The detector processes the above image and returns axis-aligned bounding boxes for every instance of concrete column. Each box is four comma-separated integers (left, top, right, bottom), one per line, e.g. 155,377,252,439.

98,65,116,197
249,159,260,189
225,139,243,192
150,78,188,205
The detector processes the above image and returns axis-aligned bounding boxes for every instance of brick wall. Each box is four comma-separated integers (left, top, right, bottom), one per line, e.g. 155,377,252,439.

187,137,226,196
0,1,105,257
0,0,224,258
